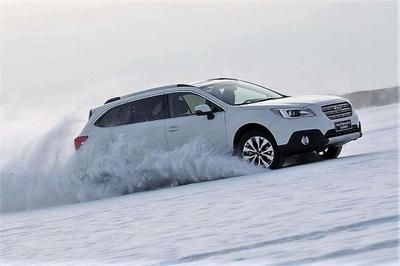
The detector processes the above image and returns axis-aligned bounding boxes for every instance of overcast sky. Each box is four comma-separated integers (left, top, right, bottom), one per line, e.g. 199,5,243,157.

0,0,398,165
0,0,398,120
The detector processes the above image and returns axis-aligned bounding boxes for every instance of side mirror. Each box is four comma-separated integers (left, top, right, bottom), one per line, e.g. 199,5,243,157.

194,104,215,120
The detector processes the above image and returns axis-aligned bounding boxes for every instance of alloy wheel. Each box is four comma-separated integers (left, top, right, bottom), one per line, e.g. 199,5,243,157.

242,136,275,168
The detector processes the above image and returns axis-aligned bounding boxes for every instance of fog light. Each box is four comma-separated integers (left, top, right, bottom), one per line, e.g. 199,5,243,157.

301,136,309,145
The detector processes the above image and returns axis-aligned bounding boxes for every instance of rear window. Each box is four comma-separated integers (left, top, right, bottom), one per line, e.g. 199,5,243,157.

95,95,166,127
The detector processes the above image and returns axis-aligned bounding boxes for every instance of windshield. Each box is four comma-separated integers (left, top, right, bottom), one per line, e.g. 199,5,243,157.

199,80,285,105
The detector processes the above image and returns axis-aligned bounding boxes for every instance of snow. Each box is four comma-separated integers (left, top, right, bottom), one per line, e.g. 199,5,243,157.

0,104,399,265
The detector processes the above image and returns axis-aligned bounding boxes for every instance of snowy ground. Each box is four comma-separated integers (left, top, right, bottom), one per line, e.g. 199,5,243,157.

0,104,399,265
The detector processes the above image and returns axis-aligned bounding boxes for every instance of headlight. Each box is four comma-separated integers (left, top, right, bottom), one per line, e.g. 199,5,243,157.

274,108,315,119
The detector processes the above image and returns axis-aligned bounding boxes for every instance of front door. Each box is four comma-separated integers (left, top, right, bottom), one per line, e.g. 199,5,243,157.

165,92,228,153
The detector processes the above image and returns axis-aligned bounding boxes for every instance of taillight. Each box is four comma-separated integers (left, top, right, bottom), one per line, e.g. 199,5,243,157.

74,136,88,151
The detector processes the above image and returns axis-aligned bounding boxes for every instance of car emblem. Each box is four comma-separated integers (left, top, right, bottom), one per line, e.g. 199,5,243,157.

335,105,341,110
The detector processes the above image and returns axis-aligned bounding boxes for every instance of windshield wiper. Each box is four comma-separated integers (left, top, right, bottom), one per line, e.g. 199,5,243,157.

239,98,273,105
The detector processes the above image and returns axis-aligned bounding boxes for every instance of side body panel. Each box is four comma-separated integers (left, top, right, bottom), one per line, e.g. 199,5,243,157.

110,119,168,151
224,108,281,152
165,112,227,152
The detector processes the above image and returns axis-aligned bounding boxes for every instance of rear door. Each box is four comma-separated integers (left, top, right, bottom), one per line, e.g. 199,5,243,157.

96,94,168,150
165,92,228,152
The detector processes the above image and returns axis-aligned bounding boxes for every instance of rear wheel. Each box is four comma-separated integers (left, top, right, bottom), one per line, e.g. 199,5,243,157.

320,145,342,159
238,129,284,169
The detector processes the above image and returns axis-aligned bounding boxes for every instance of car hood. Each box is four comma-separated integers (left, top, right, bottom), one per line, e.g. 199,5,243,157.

239,95,347,109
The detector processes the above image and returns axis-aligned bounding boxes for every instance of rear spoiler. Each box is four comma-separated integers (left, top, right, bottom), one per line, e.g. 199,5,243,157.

104,97,121,104
87,96,121,120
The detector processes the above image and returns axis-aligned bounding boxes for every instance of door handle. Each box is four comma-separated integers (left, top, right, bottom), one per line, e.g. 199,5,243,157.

167,126,179,132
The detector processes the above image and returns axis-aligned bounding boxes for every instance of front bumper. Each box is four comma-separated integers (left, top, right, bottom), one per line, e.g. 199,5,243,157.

278,122,362,155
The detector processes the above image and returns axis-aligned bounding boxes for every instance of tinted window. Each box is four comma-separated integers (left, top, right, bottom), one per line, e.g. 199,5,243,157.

95,102,132,127
168,93,223,118
95,95,166,127
132,95,166,123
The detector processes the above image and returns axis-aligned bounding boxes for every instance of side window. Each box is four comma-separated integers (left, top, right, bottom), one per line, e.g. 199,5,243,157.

95,102,133,127
168,92,223,118
182,93,207,113
95,95,166,127
132,95,166,123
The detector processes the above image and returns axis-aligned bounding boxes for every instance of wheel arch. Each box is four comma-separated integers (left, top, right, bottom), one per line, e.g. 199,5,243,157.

233,123,277,153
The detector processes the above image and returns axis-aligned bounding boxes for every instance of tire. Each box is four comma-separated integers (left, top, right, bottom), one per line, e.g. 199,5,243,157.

321,145,342,159
237,129,284,169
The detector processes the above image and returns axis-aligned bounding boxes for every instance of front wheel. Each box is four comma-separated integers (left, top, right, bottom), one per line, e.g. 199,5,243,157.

238,130,284,169
320,145,342,159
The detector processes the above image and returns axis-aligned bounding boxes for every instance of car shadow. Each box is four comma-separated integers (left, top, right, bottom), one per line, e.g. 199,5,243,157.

282,149,393,169
283,152,323,168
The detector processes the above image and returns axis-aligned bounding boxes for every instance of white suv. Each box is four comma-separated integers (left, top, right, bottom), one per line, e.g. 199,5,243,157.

74,78,362,169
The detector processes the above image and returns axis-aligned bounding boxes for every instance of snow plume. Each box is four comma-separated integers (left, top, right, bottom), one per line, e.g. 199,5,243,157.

0,122,261,213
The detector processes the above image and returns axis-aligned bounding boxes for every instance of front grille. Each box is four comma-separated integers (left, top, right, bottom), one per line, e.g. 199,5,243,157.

321,102,352,120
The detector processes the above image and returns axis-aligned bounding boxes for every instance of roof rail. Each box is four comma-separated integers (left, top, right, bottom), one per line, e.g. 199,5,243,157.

104,84,196,104
104,97,121,104
206,77,239,82
176,84,196,87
